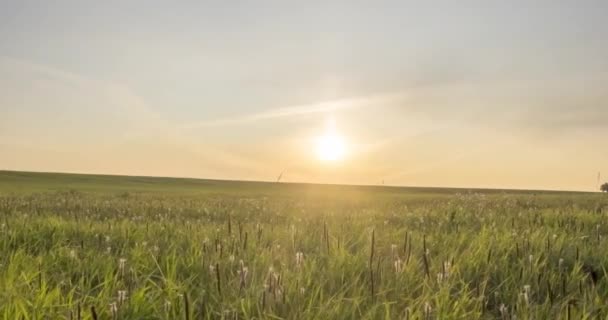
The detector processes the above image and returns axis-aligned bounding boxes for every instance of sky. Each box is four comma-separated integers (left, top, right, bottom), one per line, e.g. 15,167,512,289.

1,1,607,191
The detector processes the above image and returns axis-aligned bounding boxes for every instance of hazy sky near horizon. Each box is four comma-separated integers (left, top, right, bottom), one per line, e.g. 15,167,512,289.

1,1,607,191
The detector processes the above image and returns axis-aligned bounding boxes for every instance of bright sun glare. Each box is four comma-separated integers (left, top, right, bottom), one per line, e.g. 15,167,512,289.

316,133,346,162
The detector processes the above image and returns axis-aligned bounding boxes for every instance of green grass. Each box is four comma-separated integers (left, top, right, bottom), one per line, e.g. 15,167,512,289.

0,170,607,319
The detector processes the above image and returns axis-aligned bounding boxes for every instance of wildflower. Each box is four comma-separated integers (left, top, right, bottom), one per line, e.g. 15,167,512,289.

299,287,306,294
394,258,403,273
423,302,432,319
109,302,118,315
69,249,77,259
238,267,249,281
443,261,452,278
237,260,249,289
436,272,444,283
522,285,531,305
295,252,304,269
499,304,508,319
118,258,127,274
117,290,128,304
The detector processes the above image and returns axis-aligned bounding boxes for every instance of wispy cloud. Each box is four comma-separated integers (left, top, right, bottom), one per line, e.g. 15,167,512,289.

0,56,169,141
179,92,408,129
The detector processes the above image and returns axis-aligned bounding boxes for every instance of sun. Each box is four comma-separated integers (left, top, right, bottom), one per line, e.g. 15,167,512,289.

316,132,346,162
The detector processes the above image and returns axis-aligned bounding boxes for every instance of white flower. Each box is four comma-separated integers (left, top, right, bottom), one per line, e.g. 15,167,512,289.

522,285,531,305
394,258,403,273
436,272,444,283
295,252,304,268
443,261,452,278
424,302,432,316
238,266,249,279
109,302,118,314
118,258,127,274
117,290,128,304
499,304,508,317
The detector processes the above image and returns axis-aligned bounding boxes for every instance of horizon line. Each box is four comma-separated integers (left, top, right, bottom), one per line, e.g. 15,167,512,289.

0,169,598,194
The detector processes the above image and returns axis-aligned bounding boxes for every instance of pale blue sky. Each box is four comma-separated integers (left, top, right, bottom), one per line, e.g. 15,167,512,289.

1,1,607,190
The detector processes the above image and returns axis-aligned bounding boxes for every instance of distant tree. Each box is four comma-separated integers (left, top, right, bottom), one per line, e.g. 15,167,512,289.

602,183,608,193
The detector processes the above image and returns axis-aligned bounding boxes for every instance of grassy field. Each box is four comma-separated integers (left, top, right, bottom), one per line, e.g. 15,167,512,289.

1,170,607,319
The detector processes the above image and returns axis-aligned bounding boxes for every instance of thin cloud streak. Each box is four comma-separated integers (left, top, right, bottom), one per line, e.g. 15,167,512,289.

179,92,408,129
0,56,172,141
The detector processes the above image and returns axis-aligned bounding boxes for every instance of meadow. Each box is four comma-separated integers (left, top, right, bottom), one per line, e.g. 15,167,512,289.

1,170,607,319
